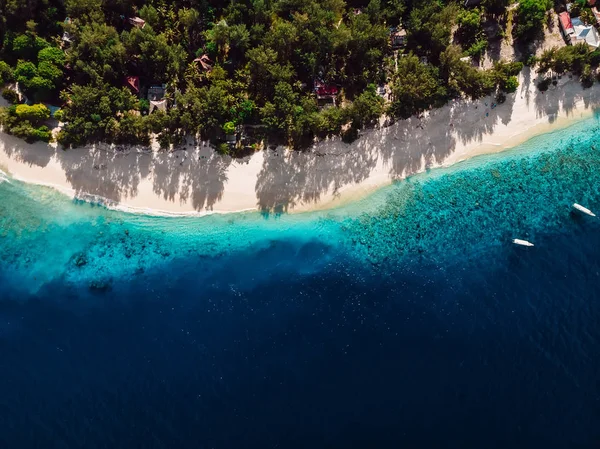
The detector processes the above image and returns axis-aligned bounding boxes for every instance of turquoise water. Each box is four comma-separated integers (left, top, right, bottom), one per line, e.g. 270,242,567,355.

1,117,600,447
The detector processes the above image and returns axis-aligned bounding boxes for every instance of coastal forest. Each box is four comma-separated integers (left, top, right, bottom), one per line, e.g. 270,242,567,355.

0,0,587,150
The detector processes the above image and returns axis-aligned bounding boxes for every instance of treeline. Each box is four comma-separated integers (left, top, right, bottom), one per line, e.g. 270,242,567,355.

0,0,538,149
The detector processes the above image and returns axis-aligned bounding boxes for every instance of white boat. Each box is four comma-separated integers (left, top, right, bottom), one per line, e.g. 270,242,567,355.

573,203,596,217
513,239,534,247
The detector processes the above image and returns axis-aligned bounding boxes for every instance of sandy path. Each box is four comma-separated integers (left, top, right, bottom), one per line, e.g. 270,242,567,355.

1,67,599,216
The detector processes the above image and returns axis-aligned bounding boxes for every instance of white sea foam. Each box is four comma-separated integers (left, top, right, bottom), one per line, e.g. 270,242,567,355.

71,191,257,217
0,168,10,184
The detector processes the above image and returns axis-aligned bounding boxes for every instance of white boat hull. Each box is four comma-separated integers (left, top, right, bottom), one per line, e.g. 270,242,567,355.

573,203,596,217
513,239,534,247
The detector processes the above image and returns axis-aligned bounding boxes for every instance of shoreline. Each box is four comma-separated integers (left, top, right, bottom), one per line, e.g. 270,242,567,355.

2,68,599,217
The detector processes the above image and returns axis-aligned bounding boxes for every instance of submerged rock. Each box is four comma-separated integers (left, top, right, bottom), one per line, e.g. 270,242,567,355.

72,253,88,268
89,278,111,292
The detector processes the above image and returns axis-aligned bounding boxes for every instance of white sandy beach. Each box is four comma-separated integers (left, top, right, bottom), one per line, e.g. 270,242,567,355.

1,67,599,215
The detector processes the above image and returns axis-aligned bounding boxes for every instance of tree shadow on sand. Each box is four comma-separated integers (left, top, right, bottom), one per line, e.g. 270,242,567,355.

255,94,517,215
58,143,232,211
254,143,378,215
532,73,591,123
0,132,54,169
1,132,231,212
59,146,152,202
151,145,231,211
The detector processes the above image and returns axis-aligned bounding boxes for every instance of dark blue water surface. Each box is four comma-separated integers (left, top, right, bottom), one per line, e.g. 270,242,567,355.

2,120,600,448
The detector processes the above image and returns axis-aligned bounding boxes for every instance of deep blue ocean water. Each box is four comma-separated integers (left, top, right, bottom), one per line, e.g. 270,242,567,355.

1,118,600,448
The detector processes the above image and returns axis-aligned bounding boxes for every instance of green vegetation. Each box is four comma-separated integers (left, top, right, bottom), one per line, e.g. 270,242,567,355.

482,0,511,16
0,0,522,148
1,103,52,142
223,121,236,135
0,61,14,84
569,0,596,24
2,88,19,104
514,0,552,41
536,44,600,87
456,7,487,58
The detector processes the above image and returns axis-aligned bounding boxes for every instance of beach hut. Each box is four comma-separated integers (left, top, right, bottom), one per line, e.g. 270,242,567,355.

313,79,339,107
571,18,600,48
147,84,166,101
314,80,339,99
390,28,407,49
559,11,600,48
559,11,574,39
147,84,167,113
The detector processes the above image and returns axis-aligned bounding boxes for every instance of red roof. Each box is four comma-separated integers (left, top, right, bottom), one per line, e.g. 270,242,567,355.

125,76,140,93
316,86,338,96
314,80,339,97
193,54,213,71
559,11,573,31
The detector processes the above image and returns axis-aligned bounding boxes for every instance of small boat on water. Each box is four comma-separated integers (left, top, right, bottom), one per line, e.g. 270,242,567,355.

513,239,534,247
573,203,596,217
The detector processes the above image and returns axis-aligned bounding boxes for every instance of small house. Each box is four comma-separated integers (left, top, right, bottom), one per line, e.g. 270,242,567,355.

128,17,146,29
559,12,600,48
572,20,600,48
147,84,167,113
390,28,407,49
147,84,166,101
559,11,574,36
314,80,339,104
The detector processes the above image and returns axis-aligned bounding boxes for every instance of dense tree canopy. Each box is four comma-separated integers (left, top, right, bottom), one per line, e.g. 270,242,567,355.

514,0,552,41
0,0,544,148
